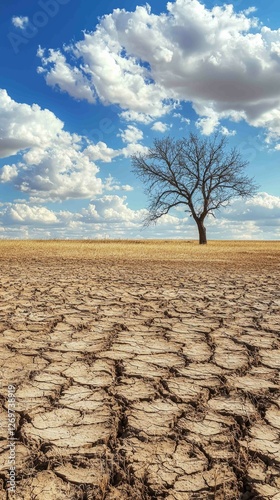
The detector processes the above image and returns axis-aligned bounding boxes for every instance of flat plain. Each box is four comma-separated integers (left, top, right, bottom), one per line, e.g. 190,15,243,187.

0,240,279,499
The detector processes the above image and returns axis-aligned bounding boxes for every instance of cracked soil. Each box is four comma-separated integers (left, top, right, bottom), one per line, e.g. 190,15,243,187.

0,241,279,499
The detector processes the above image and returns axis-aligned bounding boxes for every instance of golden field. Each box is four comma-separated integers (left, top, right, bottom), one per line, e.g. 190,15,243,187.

0,240,279,499
0,239,279,266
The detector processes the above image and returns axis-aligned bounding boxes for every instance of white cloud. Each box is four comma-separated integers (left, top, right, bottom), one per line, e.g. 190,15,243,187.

15,147,103,202
0,89,64,158
12,16,29,29
119,125,144,143
248,192,280,210
221,193,280,224
0,90,132,202
121,185,134,192
37,48,95,103
84,142,120,162
243,7,257,16
173,113,190,125
0,193,279,240
116,125,148,157
38,24,171,118
119,111,154,124
220,126,236,136
103,175,134,192
0,90,151,203
151,121,170,133
37,1,280,141
81,195,146,224
195,108,221,135
1,204,59,225
0,164,18,182
121,142,149,158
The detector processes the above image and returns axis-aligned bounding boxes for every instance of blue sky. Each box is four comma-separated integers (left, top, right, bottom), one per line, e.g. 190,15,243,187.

0,0,280,239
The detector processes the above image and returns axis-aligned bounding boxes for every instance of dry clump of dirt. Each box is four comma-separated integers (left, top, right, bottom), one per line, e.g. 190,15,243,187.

0,241,279,499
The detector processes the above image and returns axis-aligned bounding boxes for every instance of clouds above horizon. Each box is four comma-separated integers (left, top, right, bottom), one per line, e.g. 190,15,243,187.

36,0,280,144
0,192,279,240
1,1,280,240
0,89,64,159
0,89,137,202
0,87,278,239
0,87,102,201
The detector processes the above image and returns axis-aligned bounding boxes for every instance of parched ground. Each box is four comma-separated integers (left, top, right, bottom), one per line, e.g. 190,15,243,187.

0,241,279,500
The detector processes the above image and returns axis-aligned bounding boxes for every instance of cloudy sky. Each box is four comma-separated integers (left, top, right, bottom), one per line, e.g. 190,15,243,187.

0,0,280,239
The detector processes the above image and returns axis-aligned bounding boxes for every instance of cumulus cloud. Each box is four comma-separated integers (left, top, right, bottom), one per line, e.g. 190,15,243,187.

121,142,149,158
223,192,280,221
220,126,237,137
103,175,134,192
117,125,148,157
37,48,95,103
173,113,190,125
84,142,120,162
81,195,146,224
0,164,18,182
247,193,280,210
37,0,280,141
119,111,154,124
1,204,59,225
195,107,221,135
0,90,135,202
15,147,103,202
38,35,171,118
0,89,64,158
0,90,149,202
151,121,170,133
12,16,29,29
0,193,279,240
119,125,143,144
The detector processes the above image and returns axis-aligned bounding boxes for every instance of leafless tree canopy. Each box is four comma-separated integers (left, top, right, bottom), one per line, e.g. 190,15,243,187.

131,133,258,244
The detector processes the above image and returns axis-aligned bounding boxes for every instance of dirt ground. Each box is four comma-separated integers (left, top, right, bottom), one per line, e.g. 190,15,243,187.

0,241,279,499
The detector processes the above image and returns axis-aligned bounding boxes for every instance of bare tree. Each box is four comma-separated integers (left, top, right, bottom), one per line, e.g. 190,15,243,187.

131,133,258,244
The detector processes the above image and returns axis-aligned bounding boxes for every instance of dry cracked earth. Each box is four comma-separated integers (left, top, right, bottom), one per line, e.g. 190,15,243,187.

0,249,280,499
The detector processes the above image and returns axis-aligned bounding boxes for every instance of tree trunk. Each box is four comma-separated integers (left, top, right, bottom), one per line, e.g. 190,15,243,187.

197,219,207,244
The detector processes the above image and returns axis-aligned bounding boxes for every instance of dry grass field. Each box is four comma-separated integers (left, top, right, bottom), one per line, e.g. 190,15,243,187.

0,240,279,499
0,239,279,265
